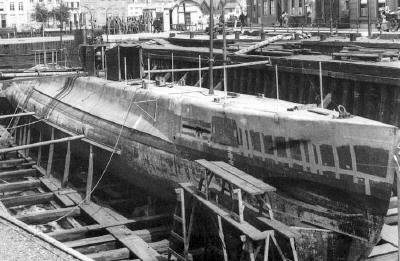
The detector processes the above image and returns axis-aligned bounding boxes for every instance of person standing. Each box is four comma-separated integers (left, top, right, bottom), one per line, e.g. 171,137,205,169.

239,12,246,31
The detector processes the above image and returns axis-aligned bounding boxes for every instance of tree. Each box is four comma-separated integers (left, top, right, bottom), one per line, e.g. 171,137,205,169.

32,4,49,24
51,3,71,25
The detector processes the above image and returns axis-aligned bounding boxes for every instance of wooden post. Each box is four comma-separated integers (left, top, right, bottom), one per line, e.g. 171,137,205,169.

198,55,201,88
34,52,37,66
52,51,54,65
171,52,174,83
178,188,188,259
139,48,143,80
104,53,107,79
275,65,279,100
263,236,270,261
26,122,31,156
101,47,105,71
18,125,23,147
46,128,55,178
62,141,71,188
124,57,127,82
117,45,121,81
319,61,324,108
37,130,42,167
233,189,244,223
64,50,67,67
217,215,228,261
148,57,151,81
85,145,94,203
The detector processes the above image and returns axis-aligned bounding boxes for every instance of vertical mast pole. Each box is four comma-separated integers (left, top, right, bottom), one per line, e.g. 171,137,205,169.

222,0,227,98
209,0,214,95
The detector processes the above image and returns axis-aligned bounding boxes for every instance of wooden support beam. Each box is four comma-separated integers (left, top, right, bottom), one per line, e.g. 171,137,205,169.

16,206,80,224
62,141,71,188
65,234,116,249
214,81,222,91
0,158,27,169
48,214,170,242
87,248,131,261
26,124,31,156
37,130,42,167
0,112,35,120
1,192,54,207
0,180,41,193
85,144,94,203
178,72,188,85
180,183,272,241
0,168,37,179
35,118,121,155
46,128,55,178
0,135,85,154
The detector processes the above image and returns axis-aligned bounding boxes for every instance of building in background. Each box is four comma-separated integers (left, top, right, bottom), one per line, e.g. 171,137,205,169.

247,0,400,28
171,0,207,30
0,0,30,31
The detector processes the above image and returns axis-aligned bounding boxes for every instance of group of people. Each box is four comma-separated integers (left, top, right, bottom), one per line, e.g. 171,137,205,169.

104,14,163,35
377,7,400,32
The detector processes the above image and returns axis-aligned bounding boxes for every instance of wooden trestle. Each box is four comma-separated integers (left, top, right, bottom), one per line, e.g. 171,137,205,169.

0,111,171,261
168,159,300,261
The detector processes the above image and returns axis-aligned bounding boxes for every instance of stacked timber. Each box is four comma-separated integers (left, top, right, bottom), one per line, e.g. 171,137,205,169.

332,46,400,62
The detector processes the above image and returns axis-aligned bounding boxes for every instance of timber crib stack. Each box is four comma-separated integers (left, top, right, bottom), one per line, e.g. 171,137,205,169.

0,116,172,261
333,46,400,62
367,196,399,260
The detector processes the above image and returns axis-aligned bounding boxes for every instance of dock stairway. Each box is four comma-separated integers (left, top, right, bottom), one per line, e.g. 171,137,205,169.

168,159,300,261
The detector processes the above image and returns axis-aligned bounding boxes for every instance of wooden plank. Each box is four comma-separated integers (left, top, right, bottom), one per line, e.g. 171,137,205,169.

48,214,170,241
180,183,272,241
213,161,276,192
65,234,116,248
0,112,35,120
1,192,54,207
16,206,80,224
257,216,300,239
0,168,37,179
87,247,130,261
0,158,27,169
0,180,41,192
39,177,75,207
109,226,161,261
0,135,85,154
79,202,162,260
37,116,121,155
195,159,268,195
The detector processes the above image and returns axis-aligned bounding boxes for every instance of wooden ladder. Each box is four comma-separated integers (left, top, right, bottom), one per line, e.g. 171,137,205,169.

168,188,189,261
168,188,202,261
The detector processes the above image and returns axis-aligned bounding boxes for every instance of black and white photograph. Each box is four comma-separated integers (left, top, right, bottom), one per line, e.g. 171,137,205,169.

0,0,399,260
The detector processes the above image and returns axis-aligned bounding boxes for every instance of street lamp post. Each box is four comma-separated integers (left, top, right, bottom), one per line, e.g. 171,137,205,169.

367,0,371,37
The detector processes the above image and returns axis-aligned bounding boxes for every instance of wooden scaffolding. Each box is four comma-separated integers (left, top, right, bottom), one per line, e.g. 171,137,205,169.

168,159,300,261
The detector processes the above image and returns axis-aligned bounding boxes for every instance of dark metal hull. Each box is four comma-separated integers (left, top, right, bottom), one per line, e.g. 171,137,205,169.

3,76,398,260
